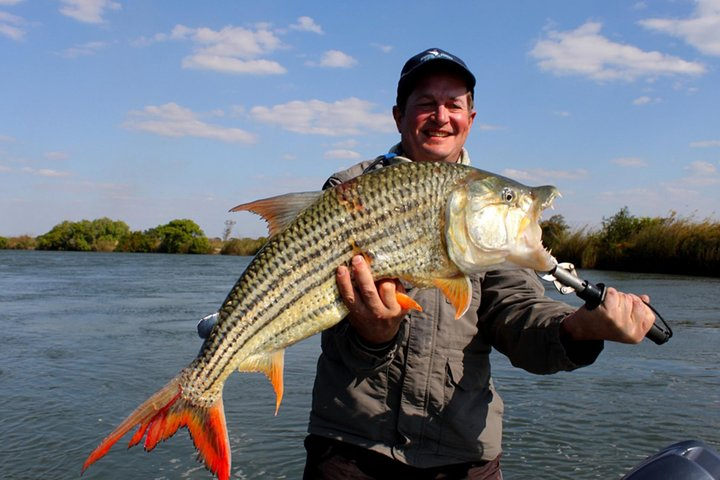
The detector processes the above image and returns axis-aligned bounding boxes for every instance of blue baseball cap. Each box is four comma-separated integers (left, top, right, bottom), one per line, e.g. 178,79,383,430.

396,48,476,108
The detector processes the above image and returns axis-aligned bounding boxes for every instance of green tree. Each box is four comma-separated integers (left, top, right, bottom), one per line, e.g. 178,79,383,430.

116,231,155,253
36,218,130,251
147,219,211,254
0,236,8,249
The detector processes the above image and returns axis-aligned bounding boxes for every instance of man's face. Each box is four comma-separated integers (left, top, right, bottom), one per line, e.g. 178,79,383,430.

393,72,476,163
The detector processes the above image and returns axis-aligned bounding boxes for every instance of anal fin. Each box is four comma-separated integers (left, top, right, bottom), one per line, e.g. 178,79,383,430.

238,350,285,415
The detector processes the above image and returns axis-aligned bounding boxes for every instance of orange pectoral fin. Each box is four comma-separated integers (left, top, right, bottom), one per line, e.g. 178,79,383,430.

433,275,472,319
396,292,423,312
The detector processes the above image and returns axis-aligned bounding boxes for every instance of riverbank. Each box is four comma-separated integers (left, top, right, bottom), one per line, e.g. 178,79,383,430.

542,208,720,277
2,208,719,277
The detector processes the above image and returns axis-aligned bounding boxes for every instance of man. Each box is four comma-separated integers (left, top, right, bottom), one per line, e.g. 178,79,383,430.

302,48,656,480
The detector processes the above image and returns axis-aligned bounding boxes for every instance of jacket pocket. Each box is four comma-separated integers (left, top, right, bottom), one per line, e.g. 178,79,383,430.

438,356,499,452
446,355,489,391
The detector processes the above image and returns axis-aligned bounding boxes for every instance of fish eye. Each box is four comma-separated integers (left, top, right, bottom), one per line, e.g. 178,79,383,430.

501,188,515,203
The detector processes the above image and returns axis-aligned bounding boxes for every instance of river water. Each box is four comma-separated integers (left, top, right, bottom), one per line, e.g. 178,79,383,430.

0,250,718,479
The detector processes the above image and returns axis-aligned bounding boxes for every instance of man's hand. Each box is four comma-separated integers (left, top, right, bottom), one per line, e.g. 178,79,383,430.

337,255,408,345
561,287,656,343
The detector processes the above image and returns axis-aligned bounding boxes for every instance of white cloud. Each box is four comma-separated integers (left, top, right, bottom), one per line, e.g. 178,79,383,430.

530,21,706,81
611,156,648,167
44,151,69,160
371,43,393,53
0,0,24,5
552,111,571,117
124,103,257,144
0,11,25,40
502,168,589,182
157,24,286,75
182,55,286,75
59,40,109,58
309,50,357,68
475,123,505,131
632,95,662,105
690,139,720,148
0,134,16,142
332,139,359,149
324,149,361,160
289,16,323,34
639,0,720,56
250,97,395,136
59,0,121,24
682,160,720,186
21,167,71,178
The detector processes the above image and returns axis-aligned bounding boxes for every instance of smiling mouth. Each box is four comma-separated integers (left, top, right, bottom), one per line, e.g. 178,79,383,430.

426,131,451,138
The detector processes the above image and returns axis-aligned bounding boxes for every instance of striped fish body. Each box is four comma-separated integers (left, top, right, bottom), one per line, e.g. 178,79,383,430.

83,161,558,480
184,161,472,404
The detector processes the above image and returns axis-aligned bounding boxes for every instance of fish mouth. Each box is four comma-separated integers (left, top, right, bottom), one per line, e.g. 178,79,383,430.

509,186,561,272
536,185,561,211
445,178,562,274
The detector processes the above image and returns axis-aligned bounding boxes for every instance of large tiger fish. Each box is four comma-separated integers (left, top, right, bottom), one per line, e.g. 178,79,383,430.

83,160,559,479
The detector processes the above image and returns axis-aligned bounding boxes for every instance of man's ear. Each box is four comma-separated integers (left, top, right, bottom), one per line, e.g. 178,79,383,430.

392,105,402,134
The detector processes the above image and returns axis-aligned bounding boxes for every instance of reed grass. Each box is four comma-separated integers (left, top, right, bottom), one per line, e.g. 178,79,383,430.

544,209,720,277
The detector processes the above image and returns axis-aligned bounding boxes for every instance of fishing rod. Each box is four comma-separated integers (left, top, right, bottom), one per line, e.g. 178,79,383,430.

539,263,673,345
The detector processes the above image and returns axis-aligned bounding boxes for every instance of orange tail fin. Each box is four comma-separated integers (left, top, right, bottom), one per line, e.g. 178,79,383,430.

82,376,230,480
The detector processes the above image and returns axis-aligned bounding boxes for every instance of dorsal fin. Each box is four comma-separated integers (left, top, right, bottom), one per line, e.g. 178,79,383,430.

230,191,322,237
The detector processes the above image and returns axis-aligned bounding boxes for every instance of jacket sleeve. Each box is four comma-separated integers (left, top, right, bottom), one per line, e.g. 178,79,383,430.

478,268,603,374
320,319,406,376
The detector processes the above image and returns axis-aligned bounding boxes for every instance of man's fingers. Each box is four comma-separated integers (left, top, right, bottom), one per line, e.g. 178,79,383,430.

336,265,356,306
377,279,400,310
350,255,385,308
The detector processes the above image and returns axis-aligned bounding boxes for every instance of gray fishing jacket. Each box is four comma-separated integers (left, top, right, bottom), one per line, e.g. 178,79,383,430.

307,148,604,467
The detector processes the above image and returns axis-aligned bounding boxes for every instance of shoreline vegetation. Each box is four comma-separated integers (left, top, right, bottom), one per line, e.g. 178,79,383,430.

2,208,718,278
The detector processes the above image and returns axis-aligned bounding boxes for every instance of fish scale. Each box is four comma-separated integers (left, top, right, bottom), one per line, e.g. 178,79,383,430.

83,160,559,480
185,161,471,404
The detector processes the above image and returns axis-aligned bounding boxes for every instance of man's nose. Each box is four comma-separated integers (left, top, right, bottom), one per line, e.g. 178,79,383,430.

433,105,449,123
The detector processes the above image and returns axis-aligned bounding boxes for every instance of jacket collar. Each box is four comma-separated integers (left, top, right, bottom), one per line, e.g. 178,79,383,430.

388,143,471,166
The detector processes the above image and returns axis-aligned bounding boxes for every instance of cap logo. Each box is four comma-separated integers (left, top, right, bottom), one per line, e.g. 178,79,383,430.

420,49,455,63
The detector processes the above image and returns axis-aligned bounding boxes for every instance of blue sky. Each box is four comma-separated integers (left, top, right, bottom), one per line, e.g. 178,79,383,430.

1,0,719,239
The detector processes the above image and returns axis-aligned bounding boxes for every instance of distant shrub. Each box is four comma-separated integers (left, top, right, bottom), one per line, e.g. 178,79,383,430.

221,237,267,256
116,231,156,253
540,214,570,253
145,219,211,254
546,209,720,276
5,235,37,250
36,218,130,252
